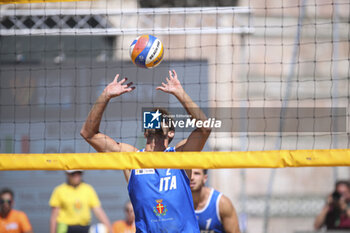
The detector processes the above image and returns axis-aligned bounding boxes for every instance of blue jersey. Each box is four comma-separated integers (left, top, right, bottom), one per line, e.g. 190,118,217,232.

128,147,200,233
195,188,225,233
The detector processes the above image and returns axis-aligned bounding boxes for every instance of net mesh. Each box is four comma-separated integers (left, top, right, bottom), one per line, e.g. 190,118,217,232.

0,1,349,233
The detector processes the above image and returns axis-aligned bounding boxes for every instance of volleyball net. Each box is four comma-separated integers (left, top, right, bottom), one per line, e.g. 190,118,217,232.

1,1,349,168
0,1,349,232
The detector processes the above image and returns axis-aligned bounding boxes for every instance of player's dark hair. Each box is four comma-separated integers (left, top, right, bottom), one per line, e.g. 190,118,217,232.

145,108,175,143
335,180,350,190
203,169,208,175
0,188,14,199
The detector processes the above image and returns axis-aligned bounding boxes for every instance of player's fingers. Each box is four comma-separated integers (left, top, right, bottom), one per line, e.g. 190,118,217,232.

126,82,133,87
161,82,167,87
126,86,136,92
166,77,171,83
119,77,128,84
172,70,177,78
113,74,120,83
168,70,173,79
156,86,165,92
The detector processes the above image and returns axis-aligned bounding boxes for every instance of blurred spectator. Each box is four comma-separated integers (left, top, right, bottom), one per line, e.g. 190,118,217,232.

314,180,350,230
112,201,135,233
0,188,33,233
49,170,112,233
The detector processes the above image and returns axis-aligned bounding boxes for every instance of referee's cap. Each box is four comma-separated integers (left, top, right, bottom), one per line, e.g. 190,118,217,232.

65,170,83,174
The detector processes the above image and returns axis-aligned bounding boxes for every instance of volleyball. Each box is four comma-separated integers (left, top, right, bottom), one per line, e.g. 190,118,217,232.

129,35,164,69
88,223,107,233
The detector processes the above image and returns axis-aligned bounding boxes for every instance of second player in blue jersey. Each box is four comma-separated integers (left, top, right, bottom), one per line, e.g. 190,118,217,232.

191,169,240,233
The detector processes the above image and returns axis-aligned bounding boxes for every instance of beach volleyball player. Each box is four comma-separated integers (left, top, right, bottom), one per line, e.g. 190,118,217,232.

80,70,211,232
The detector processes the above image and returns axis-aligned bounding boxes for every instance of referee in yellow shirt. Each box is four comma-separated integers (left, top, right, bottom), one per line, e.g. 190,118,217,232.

49,170,112,233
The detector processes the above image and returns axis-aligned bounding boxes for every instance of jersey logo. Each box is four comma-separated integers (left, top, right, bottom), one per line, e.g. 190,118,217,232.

135,169,155,175
153,199,168,216
5,223,18,230
74,199,82,212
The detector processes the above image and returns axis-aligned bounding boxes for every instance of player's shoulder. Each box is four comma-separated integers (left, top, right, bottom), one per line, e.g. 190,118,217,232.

207,187,222,201
113,220,126,227
53,183,68,192
218,192,234,215
79,182,95,191
10,209,27,218
219,194,232,205
113,220,129,232
217,190,232,204
212,188,222,195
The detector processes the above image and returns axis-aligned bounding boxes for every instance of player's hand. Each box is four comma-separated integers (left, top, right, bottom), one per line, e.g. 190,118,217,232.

326,194,333,205
339,196,347,210
156,70,184,95
103,74,135,99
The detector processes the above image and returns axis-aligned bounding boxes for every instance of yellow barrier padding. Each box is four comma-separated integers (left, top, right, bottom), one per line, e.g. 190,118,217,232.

1,0,85,4
0,149,350,170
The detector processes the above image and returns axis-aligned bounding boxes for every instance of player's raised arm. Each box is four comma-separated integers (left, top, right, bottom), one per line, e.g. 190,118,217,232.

156,70,211,152
80,74,137,153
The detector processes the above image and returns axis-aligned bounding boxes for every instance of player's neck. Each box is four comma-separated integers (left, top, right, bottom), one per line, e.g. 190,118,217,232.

192,186,211,210
145,142,167,151
0,209,11,218
67,181,81,188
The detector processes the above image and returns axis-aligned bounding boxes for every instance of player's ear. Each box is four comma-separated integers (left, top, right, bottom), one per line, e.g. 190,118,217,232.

204,174,208,184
